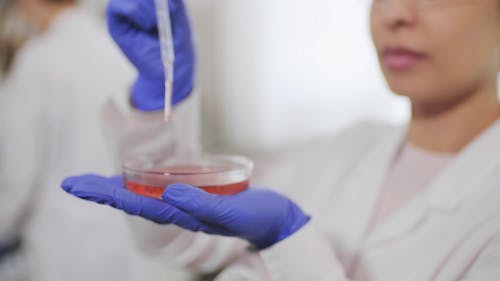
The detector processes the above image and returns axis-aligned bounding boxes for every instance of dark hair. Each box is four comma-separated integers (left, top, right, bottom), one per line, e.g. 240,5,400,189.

0,1,17,76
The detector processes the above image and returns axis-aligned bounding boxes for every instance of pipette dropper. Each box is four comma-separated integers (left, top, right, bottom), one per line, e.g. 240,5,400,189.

155,0,175,122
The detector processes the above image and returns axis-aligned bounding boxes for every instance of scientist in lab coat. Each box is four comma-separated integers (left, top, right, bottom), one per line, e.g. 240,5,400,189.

0,0,170,280
62,0,500,280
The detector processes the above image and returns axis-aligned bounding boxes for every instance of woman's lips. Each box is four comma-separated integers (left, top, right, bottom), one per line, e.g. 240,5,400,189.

382,47,427,72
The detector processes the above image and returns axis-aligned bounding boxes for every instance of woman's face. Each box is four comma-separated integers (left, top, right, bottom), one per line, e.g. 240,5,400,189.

371,0,500,109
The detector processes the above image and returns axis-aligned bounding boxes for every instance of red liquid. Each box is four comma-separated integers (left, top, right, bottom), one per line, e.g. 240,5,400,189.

125,179,249,199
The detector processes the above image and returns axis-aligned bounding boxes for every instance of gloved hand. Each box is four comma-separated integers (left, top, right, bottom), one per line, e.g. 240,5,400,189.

61,175,310,249
107,0,195,111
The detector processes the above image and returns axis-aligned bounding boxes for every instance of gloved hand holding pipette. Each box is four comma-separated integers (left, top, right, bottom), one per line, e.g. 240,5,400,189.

61,175,311,249
107,0,195,111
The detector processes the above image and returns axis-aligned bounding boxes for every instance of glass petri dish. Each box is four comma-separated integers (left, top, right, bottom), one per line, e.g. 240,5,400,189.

123,154,254,199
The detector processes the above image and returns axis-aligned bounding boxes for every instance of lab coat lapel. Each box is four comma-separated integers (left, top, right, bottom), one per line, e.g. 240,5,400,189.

427,120,500,210
365,190,429,248
331,126,407,250
366,120,500,248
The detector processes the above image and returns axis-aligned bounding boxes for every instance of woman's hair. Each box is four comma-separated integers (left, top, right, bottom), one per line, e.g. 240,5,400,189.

0,1,19,77
0,0,78,76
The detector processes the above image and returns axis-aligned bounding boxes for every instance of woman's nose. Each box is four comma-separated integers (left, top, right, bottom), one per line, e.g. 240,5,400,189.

375,0,418,31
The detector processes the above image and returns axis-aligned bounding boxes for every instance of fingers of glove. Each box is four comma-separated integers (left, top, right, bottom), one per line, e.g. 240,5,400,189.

107,0,194,108
61,174,212,229
114,190,227,234
107,0,192,79
107,0,188,32
108,175,126,188
115,31,164,80
106,0,163,77
142,198,207,228
61,174,157,213
131,75,165,111
61,174,123,204
107,0,157,39
162,183,232,224
62,175,169,220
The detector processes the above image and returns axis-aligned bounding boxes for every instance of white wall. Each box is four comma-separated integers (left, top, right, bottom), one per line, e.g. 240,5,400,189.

8,0,500,154
77,0,410,152
188,0,409,153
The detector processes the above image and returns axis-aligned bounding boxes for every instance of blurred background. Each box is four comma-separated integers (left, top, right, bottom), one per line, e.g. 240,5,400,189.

190,0,408,152
1,0,409,152
0,0,408,280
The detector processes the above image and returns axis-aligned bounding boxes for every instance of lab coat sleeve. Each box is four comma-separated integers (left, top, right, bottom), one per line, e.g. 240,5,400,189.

259,220,351,281
126,215,249,273
101,90,249,274
100,90,201,166
249,122,391,281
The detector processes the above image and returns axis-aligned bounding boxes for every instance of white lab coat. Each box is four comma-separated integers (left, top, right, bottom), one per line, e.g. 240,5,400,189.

106,94,500,280
0,8,183,281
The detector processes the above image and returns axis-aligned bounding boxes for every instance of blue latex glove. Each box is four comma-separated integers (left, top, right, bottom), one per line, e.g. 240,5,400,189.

61,175,310,249
107,0,195,111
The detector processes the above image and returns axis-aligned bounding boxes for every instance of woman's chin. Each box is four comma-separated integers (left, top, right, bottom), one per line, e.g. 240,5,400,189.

385,76,440,101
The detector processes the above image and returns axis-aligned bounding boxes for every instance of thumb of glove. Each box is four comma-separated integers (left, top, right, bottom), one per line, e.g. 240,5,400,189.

163,184,229,223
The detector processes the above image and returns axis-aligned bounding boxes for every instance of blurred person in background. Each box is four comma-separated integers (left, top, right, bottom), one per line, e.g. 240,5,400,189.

59,0,500,280
0,2,33,280
0,0,177,280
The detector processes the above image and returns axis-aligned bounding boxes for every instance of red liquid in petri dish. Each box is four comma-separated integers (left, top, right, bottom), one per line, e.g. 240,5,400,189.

124,164,250,199
125,179,249,199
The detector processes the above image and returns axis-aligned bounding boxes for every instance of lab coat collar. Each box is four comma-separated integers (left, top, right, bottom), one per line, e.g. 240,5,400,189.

366,120,500,248
426,120,500,210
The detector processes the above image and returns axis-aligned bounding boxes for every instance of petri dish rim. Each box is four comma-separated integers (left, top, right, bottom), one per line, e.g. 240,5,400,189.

122,154,254,177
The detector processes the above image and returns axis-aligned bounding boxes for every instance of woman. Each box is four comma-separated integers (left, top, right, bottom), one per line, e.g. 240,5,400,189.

62,0,500,280
0,0,174,280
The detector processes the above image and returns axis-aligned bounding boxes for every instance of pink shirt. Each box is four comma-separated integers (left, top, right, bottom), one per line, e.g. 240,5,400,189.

367,142,455,235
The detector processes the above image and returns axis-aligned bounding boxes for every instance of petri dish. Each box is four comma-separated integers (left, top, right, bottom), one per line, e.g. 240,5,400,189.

123,154,254,199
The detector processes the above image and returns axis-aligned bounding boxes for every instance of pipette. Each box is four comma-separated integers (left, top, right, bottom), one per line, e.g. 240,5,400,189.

155,0,175,122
